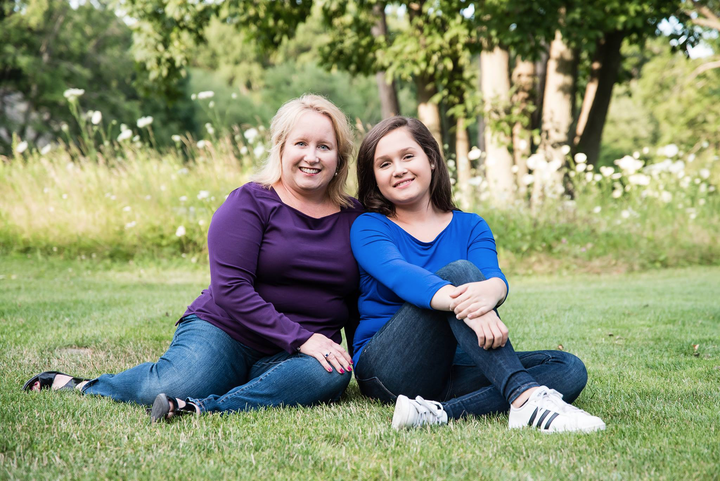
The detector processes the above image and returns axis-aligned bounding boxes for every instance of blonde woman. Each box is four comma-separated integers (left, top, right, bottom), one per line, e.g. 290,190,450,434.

25,95,363,421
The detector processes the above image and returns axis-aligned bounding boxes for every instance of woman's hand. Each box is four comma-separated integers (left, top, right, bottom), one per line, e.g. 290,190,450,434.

298,333,353,374
463,310,509,350
449,278,507,320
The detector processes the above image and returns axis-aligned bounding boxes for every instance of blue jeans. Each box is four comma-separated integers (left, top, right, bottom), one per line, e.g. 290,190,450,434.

82,315,350,411
354,261,588,420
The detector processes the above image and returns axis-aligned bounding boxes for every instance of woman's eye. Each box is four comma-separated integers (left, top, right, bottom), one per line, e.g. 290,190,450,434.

296,141,306,147
319,144,330,150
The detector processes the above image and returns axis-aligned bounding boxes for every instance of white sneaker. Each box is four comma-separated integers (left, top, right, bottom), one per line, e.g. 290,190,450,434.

508,386,606,433
392,395,448,430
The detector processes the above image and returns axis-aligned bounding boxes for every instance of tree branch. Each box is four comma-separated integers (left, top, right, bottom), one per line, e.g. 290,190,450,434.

688,58,720,80
691,2,720,31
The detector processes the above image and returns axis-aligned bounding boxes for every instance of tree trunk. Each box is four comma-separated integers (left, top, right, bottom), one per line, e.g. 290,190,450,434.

480,46,514,201
540,29,575,162
415,74,443,149
455,118,471,210
511,58,535,195
371,3,400,118
575,30,625,164
531,47,549,136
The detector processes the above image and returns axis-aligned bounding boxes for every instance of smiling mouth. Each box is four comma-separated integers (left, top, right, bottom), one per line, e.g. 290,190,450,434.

394,178,413,188
299,167,321,174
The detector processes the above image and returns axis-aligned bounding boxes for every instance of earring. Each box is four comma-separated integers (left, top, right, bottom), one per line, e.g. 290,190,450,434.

334,171,338,177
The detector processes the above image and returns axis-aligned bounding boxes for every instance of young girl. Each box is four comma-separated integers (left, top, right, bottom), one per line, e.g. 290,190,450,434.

350,117,605,433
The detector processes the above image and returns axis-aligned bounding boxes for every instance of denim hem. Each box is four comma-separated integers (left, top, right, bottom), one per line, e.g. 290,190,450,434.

508,381,540,404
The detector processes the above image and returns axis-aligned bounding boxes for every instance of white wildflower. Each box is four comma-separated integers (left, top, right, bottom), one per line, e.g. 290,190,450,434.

594,174,602,182
614,155,643,174
253,144,265,157
574,152,587,164
91,111,102,125
663,144,679,158
145,195,152,200
197,190,210,200
15,141,28,154
576,163,586,172
117,129,132,142
175,225,186,237
585,172,594,182
660,191,672,203
197,91,215,100
244,128,259,143
600,166,614,177
699,169,710,179
699,198,706,206
521,174,534,186
633,151,640,159
468,147,482,161
208,101,215,109
611,172,622,180
205,123,215,135
560,145,571,155
191,93,197,100
172,135,182,142
179,196,187,202
125,221,136,229
586,164,594,171
122,206,131,212
240,146,248,155
137,116,153,128
668,161,685,174
63,88,85,101
199,220,206,226
642,147,650,154
62,194,68,199
593,206,602,214
612,189,623,199
526,153,546,171
231,93,238,99
468,176,483,186
177,168,189,175
621,210,630,219
132,135,140,142
628,174,651,186
511,165,519,173
197,140,207,149
687,154,696,163
40,144,52,155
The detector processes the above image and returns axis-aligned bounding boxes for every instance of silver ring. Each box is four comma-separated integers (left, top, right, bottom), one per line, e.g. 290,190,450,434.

324,352,330,358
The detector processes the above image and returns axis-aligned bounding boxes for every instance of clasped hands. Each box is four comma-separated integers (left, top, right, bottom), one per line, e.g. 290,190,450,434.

433,278,509,351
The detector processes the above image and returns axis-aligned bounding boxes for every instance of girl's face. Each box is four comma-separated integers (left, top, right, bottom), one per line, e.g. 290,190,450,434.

280,110,338,199
373,127,434,211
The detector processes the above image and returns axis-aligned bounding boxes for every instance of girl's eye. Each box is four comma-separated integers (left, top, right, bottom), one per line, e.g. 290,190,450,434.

403,154,414,160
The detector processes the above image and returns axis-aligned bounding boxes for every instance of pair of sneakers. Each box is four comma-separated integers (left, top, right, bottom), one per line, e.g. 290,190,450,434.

392,385,606,433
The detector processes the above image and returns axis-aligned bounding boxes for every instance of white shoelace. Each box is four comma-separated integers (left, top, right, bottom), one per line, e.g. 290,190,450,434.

539,388,590,416
414,396,445,422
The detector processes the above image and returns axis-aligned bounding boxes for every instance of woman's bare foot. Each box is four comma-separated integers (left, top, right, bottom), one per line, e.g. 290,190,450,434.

30,375,88,392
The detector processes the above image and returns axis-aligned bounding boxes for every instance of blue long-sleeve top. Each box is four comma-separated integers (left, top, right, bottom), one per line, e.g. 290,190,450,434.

350,211,509,365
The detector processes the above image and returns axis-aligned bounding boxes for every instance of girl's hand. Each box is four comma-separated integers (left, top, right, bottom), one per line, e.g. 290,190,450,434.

463,310,509,350
449,278,506,320
298,333,353,374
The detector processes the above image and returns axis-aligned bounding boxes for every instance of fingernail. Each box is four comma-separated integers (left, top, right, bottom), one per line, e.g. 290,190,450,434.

350,360,354,364
327,368,332,373
347,366,352,372
339,368,345,374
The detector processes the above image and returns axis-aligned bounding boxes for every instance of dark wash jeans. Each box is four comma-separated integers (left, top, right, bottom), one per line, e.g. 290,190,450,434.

354,260,588,420
83,315,350,412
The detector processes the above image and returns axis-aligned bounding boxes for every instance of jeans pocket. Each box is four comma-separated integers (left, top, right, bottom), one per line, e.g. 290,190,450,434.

356,376,397,404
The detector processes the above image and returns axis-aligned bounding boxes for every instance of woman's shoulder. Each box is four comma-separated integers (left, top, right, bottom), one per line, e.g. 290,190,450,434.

341,196,365,215
452,210,489,227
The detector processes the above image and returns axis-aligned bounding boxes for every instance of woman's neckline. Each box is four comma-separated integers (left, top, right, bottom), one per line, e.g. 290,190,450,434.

385,210,455,244
268,184,342,220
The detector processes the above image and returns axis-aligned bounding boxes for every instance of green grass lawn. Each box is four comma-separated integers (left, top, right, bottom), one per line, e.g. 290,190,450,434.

1,257,718,480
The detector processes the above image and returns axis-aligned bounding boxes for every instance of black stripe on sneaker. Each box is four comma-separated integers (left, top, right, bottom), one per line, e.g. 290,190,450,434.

544,412,560,430
527,407,539,427
536,409,552,428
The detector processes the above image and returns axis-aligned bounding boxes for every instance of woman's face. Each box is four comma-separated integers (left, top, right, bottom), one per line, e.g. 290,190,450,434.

373,127,434,210
280,110,339,199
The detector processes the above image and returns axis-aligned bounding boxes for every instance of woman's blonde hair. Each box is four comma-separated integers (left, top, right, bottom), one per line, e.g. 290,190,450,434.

253,94,355,208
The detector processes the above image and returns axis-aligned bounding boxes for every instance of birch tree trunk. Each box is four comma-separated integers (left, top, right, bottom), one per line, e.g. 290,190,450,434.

455,118,471,210
480,46,514,202
371,3,400,119
511,58,535,195
415,74,443,149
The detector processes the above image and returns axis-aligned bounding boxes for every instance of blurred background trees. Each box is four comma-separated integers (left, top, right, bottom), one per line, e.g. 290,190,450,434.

2,0,719,205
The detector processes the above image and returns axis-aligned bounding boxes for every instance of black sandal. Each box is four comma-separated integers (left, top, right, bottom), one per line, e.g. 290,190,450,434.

23,371,90,392
150,393,198,423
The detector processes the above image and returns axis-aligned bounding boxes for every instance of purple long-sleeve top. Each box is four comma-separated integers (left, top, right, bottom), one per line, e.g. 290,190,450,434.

184,182,364,355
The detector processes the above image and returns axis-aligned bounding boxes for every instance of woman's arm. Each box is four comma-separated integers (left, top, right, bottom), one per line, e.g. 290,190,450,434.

207,187,314,353
351,215,451,310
